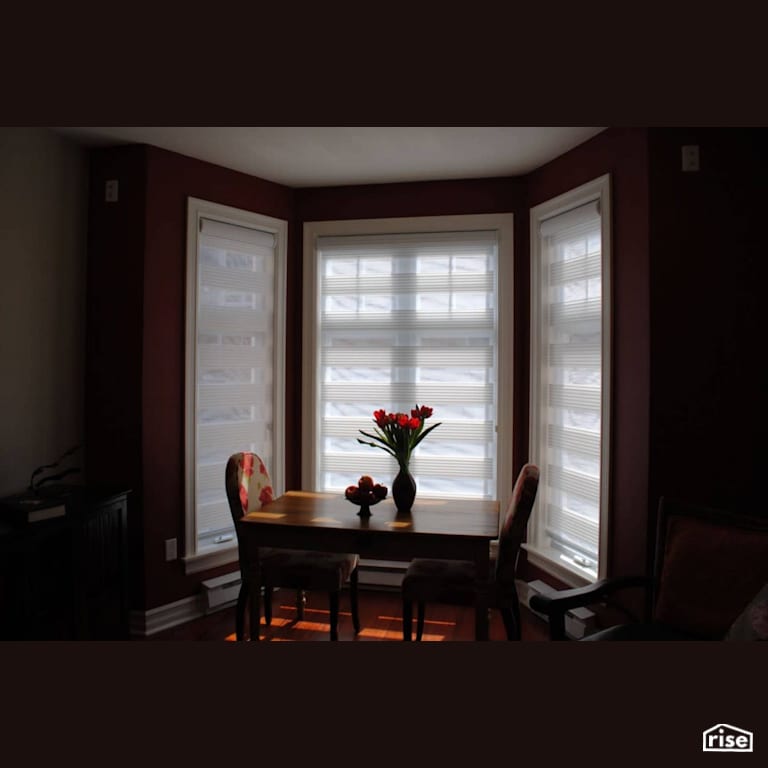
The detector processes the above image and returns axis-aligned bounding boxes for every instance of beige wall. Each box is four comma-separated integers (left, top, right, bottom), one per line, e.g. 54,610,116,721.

0,128,88,496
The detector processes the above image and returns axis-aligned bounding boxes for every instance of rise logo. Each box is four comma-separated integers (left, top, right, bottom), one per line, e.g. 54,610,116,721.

702,724,754,753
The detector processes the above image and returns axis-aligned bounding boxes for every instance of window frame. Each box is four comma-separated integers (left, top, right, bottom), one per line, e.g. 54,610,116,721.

302,213,515,527
183,197,287,574
526,175,612,586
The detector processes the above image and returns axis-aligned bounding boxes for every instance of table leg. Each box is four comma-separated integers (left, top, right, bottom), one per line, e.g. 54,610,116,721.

249,563,262,642
474,546,490,641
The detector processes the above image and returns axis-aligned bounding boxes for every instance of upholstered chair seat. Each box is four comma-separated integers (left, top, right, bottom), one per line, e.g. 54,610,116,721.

258,548,359,592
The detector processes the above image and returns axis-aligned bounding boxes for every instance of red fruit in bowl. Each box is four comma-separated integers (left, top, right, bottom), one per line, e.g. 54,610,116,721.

358,475,374,491
372,484,387,499
345,485,359,499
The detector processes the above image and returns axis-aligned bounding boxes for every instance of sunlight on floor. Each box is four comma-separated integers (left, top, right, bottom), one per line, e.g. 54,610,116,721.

223,598,457,641
277,604,351,617
259,617,292,627
379,614,457,627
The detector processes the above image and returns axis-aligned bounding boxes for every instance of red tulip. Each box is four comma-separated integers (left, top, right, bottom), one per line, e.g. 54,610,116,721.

359,405,440,469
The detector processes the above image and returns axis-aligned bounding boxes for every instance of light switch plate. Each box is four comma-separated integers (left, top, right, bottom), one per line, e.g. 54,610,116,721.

105,179,119,202
165,538,177,561
682,145,700,172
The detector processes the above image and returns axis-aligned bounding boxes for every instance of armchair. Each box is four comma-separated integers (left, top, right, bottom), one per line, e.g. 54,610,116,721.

530,496,768,640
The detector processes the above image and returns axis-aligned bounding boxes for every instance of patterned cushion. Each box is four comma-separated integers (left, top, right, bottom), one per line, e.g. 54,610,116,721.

725,583,768,641
238,452,274,514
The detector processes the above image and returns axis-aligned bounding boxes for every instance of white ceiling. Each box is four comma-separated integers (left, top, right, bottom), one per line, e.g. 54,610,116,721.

54,126,605,188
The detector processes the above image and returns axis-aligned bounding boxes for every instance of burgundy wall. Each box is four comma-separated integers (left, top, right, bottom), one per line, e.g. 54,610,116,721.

140,147,295,608
87,145,295,610
647,128,766,560
297,177,524,221
524,127,651,583
86,145,148,605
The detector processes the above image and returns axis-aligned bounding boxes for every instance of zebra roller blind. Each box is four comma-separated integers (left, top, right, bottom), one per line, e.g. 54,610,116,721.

192,217,277,551
532,199,604,576
314,230,499,499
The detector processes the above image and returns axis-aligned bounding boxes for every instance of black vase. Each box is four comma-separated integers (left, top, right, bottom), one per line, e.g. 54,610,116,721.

392,466,416,514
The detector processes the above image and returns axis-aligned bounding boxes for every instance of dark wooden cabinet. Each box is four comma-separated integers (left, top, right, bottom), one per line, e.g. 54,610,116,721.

0,486,130,640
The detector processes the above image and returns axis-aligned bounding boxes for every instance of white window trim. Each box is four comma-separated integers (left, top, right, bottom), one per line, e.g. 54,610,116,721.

302,213,515,527
525,175,611,586
183,197,287,575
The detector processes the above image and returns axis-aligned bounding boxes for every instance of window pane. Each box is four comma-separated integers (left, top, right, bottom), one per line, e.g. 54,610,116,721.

194,219,276,553
315,231,499,498
533,198,604,578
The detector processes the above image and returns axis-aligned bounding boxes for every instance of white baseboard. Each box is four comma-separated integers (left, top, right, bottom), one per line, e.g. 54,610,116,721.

130,595,205,637
358,558,406,588
129,568,401,636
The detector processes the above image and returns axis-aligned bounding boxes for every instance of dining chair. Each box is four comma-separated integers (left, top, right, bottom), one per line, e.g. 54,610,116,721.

225,452,360,641
401,463,540,640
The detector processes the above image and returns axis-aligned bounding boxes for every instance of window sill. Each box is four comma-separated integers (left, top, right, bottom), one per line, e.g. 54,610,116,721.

522,544,596,588
183,544,238,575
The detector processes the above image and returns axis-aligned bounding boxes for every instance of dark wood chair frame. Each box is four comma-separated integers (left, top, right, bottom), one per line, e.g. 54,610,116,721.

401,463,539,641
225,454,360,641
530,496,768,640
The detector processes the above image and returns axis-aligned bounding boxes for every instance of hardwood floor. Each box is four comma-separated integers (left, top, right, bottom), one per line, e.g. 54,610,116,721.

142,587,551,641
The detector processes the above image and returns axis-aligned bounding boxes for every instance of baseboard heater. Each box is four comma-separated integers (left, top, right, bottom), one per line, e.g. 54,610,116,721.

518,578,597,639
201,560,402,613
358,559,406,589
201,572,242,613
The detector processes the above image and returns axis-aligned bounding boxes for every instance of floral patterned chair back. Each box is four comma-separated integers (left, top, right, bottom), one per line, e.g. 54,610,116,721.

223,450,361,641
226,451,274,523
225,451,275,582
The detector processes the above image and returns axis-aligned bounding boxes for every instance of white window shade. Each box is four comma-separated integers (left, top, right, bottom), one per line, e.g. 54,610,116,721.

314,230,499,499
193,217,276,551
531,194,606,580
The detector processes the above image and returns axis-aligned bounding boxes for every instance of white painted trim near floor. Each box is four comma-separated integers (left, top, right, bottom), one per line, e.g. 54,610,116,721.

129,576,401,636
130,595,205,637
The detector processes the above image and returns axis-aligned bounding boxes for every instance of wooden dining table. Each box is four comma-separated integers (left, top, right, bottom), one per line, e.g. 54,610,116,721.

239,490,500,640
